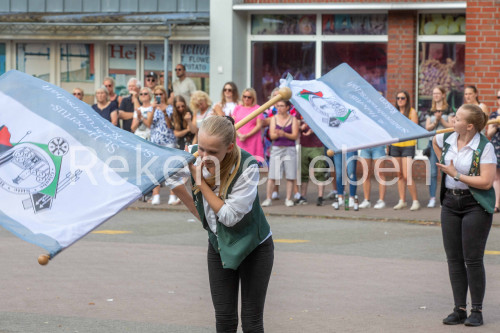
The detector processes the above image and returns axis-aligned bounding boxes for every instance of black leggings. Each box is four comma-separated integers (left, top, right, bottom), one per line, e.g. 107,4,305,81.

207,236,274,333
441,192,492,308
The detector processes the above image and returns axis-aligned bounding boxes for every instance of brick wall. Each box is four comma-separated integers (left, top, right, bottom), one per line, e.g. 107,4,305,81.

387,11,417,103
465,0,500,112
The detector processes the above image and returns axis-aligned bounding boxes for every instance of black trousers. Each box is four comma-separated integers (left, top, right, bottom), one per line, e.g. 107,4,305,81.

441,191,492,308
207,236,274,333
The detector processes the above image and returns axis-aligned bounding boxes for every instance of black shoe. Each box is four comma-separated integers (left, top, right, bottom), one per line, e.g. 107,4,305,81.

316,197,324,206
443,307,467,325
464,307,483,327
295,196,307,205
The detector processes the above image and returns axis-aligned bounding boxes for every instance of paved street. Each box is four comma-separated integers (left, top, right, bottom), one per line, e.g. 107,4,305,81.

2,210,500,332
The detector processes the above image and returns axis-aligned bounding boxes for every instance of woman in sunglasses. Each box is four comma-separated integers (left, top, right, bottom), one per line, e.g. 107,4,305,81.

232,88,264,162
131,87,154,141
214,82,240,117
390,90,420,211
103,76,122,109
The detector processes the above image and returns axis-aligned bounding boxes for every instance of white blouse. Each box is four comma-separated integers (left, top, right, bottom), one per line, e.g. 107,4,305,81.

436,132,497,190
165,157,261,235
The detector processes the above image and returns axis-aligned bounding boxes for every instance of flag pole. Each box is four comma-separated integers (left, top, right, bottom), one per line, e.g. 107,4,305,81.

192,87,292,158
325,118,500,157
37,87,293,266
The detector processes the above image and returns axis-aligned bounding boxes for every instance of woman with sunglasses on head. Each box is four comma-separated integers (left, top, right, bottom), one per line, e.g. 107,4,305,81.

425,86,455,208
464,85,489,117
390,90,421,211
167,116,274,333
131,87,154,141
213,82,240,118
486,89,500,212
433,104,496,327
173,95,197,149
232,88,265,162
92,87,118,126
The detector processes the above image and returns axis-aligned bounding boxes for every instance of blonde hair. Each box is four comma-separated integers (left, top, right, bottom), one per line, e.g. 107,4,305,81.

194,116,241,200
461,104,488,133
95,87,109,101
190,90,213,112
242,88,257,107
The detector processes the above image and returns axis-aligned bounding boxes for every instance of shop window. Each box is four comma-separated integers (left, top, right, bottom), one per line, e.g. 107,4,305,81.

419,14,465,36
0,43,5,75
322,14,387,35
322,42,387,96
179,43,209,93
16,43,50,82
251,14,316,35
252,42,315,104
108,44,137,94
417,42,465,114
60,43,94,82
144,43,172,88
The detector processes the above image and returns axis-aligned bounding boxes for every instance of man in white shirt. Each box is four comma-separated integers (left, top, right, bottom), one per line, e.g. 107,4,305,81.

172,64,196,105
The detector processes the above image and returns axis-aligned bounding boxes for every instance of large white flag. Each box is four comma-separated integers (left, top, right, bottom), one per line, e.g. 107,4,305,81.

0,70,194,260
283,63,432,154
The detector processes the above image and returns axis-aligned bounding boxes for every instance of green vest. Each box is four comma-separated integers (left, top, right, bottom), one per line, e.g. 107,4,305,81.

439,132,495,213
190,146,271,270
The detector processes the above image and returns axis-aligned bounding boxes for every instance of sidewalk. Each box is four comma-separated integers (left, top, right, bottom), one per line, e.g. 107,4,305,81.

130,179,500,226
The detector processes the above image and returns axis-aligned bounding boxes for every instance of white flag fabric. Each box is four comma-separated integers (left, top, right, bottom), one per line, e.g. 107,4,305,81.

283,63,432,154
0,70,194,259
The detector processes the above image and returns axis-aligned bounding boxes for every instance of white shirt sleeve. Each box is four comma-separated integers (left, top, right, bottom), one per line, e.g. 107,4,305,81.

480,142,497,164
435,133,444,148
216,164,260,227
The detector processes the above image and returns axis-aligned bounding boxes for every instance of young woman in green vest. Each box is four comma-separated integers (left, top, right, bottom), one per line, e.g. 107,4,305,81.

433,104,496,327
168,115,274,333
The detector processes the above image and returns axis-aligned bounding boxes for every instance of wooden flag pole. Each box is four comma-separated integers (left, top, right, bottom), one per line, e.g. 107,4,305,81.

192,87,292,158
37,87,293,265
325,118,500,157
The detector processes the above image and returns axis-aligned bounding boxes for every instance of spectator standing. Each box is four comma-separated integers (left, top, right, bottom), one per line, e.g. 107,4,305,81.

358,144,387,209
131,87,153,141
261,100,299,207
118,78,141,132
173,64,196,105
92,87,117,126
464,85,489,117
232,88,265,162
172,95,197,149
294,113,327,206
103,76,121,109
213,82,240,117
72,88,84,101
486,89,500,213
145,86,177,205
145,71,158,90
390,90,420,211
190,91,215,129
425,86,454,208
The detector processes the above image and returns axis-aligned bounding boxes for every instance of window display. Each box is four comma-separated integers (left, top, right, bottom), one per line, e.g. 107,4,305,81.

108,43,137,92
322,43,387,96
252,42,315,104
322,14,387,35
417,42,465,114
419,14,466,35
251,14,316,35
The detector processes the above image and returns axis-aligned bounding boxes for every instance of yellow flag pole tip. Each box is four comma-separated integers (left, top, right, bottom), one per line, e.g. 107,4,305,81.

278,87,292,101
326,150,334,157
38,254,50,266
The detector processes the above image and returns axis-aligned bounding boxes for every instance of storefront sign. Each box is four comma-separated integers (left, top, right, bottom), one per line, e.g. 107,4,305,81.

180,44,209,73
